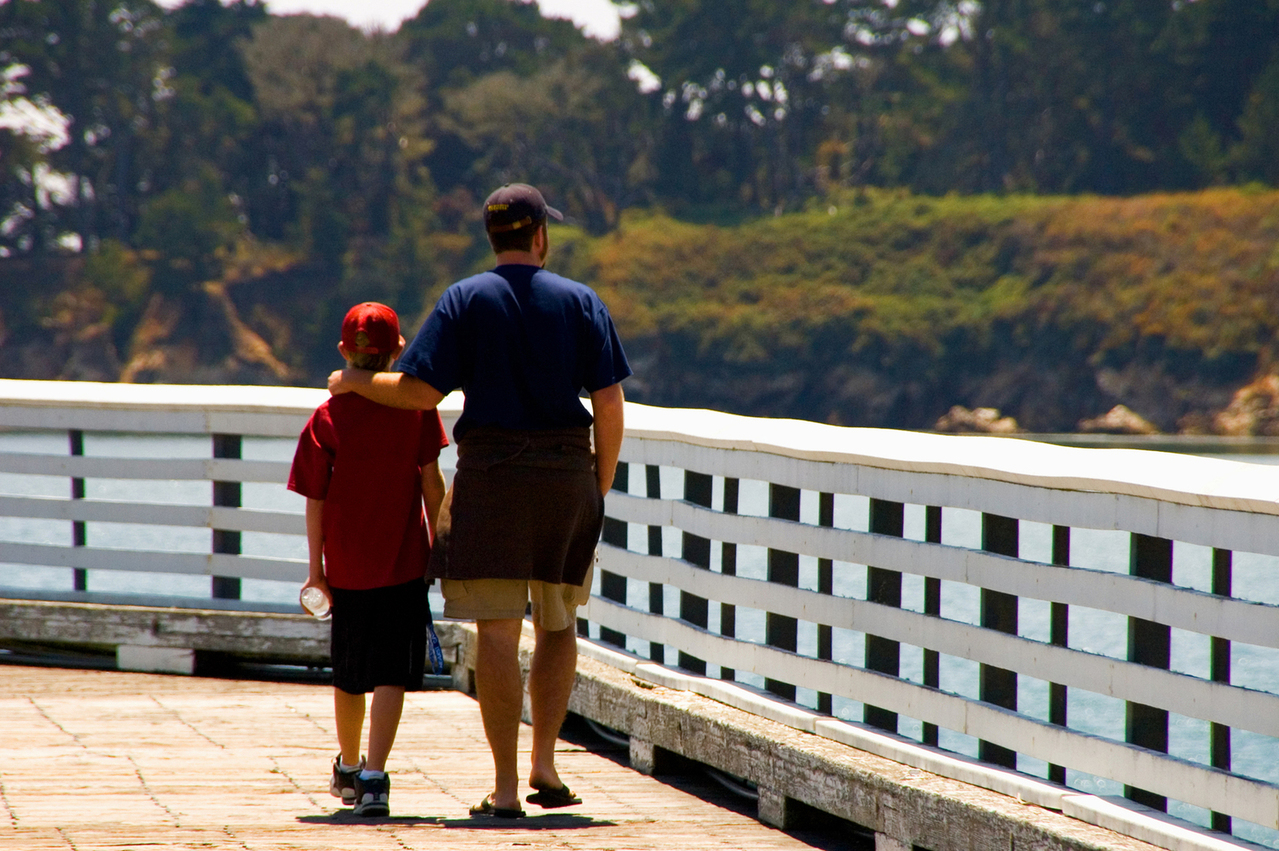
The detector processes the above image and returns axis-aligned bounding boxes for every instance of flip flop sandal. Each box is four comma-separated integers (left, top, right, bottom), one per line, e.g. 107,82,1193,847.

525,782,582,808
470,794,526,819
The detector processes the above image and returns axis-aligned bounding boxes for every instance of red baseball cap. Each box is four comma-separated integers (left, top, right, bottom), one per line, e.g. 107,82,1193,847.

341,302,400,355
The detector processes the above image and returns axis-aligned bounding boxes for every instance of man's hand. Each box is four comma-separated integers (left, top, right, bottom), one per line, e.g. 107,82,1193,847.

328,367,367,395
589,383,625,497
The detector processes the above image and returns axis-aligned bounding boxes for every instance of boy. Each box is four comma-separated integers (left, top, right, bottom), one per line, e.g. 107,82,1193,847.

288,302,448,817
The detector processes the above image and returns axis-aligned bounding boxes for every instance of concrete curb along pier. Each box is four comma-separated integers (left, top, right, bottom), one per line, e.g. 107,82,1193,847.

0,597,330,673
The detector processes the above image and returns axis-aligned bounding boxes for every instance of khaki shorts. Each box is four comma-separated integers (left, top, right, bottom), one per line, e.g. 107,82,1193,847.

441,557,594,632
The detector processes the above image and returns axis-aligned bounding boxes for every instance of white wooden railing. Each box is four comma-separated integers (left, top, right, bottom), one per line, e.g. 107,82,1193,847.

1,379,1277,846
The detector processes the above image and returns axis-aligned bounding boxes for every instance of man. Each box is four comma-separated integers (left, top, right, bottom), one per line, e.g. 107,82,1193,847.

328,183,629,818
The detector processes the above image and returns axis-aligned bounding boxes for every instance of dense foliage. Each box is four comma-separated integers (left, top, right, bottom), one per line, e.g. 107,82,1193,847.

1,0,1277,429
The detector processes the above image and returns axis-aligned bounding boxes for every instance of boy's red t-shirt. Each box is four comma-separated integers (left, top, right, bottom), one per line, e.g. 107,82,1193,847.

287,393,448,590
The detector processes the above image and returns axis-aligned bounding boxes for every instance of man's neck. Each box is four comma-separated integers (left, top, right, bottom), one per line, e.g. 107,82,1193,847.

493,250,542,267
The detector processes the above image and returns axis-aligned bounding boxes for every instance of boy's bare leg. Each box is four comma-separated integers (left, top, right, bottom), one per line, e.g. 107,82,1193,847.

334,688,366,766
474,617,524,811
366,685,405,772
528,622,577,791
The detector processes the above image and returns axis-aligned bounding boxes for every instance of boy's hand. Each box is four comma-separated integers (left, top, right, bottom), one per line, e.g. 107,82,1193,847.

300,575,332,612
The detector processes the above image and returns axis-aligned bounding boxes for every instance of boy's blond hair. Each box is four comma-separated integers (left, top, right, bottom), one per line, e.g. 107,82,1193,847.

345,348,395,372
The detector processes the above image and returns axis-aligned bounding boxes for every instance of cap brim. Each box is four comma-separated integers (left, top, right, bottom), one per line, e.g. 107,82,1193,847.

546,205,564,222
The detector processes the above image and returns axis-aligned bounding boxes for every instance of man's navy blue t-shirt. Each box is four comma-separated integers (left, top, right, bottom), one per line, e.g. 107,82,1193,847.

398,264,631,441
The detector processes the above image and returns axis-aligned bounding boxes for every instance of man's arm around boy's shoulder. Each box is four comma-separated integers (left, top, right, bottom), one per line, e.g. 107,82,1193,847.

329,368,445,411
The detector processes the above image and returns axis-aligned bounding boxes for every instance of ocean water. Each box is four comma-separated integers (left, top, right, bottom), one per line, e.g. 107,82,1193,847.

1,430,1277,842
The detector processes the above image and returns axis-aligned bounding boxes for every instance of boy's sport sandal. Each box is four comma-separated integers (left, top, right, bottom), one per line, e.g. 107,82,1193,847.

329,754,364,805
353,772,390,817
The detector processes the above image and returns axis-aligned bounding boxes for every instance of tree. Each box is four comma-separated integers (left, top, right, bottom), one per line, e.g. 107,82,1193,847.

398,0,617,222
1,0,171,248
0,112,66,255
398,0,585,90
937,0,1279,194
439,49,652,232
619,0,962,210
1158,0,1279,186
1232,55,1279,186
152,0,265,216
240,13,440,316
133,162,242,294
241,16,423,257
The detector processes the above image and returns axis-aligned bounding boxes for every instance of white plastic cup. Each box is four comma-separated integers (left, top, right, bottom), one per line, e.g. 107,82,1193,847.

300,586,331,620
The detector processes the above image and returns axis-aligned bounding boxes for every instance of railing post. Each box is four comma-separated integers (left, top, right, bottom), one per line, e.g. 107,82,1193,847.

922,505,942,745
211,434,242,600
1125,533,1172,811
865,498,903,733
720,478,739,681
765,483,800,701
646,464,664,664
1211,547,1233,834
599,461,629,649
679,471,712,675
1049,525,1071,785
980,513,1018,769
817,492,835,714
69,429,87,592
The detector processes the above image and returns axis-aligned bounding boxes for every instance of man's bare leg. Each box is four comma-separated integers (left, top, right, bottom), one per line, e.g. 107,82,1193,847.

474,617,525,811
528,622,578,791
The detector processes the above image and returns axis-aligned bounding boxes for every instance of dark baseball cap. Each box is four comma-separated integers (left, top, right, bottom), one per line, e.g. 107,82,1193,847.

341,302,400,354
483,183,563,234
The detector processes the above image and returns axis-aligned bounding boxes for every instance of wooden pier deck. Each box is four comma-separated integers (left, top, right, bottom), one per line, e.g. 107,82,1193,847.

0,664,847,851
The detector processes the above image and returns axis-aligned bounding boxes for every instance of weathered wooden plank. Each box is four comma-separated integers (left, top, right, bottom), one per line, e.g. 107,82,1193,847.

0,495,304,534
0,453,289,483
0,598,329,660
0,543,304,581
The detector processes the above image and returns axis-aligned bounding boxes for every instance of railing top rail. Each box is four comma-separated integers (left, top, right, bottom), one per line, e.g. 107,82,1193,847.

2,379,1276,519
0,379,465,438
0,378,327,416
622,401,1279,519
0,379,468,417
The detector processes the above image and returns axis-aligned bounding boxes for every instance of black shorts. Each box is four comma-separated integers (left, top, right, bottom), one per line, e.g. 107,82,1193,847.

329,579,427,694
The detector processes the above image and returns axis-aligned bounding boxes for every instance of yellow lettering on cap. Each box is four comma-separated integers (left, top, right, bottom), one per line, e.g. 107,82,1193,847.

488,203,509,211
